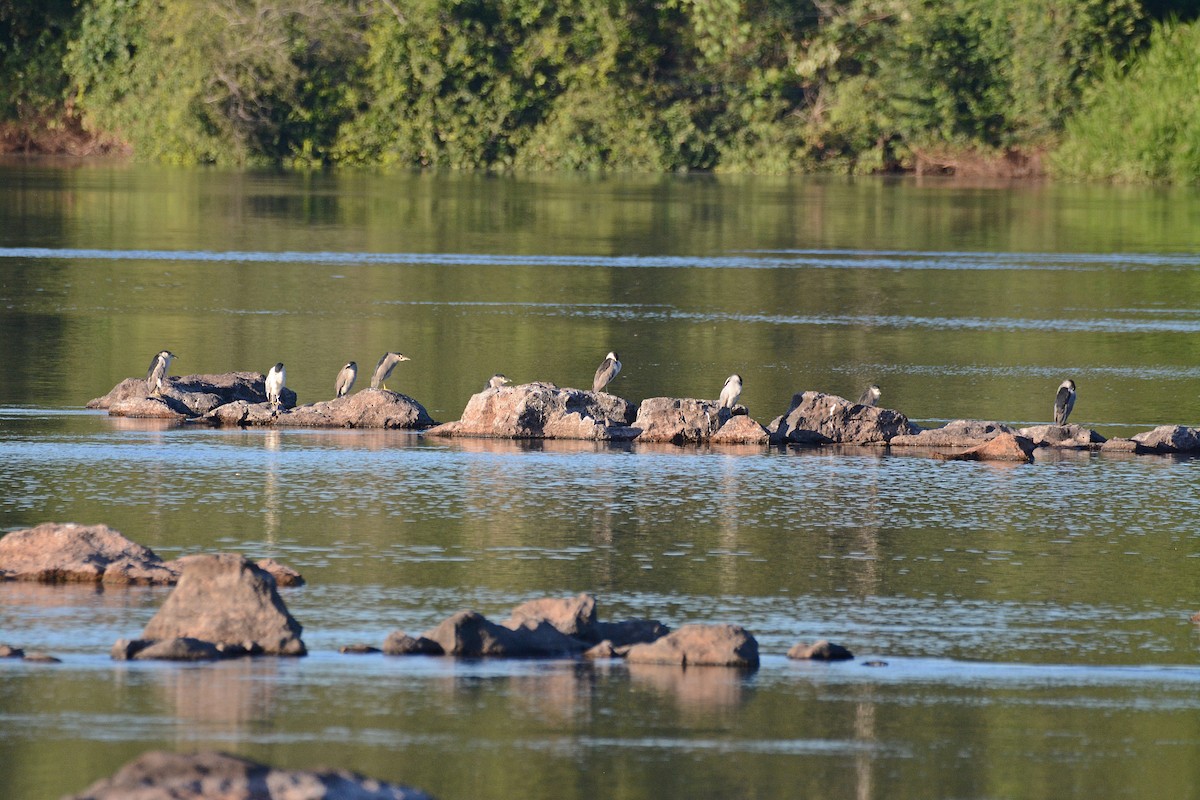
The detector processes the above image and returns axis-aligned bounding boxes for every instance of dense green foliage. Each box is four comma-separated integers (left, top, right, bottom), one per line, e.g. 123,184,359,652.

0,0,1196,175
1054,18,1200,182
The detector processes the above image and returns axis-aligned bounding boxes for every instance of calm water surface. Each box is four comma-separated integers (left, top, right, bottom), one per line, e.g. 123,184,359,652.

1,164,1199,799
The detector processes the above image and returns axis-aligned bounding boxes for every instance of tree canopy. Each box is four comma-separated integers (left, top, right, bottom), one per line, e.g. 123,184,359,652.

0,0,1195,178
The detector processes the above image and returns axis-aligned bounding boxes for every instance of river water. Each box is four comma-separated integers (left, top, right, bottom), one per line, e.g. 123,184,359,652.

1,163,1198,799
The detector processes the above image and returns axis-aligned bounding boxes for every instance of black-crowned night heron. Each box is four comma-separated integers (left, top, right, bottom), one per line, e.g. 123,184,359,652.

719,374,742,409
1053,379,1076,425
145,350,177,395
592,352,621,393
265,362,286,412
335,361,357,398
370,352,410,391
486,374,510,390
858,384,881,407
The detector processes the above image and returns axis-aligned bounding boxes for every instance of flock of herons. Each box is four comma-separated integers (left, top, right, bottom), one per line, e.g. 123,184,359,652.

143,349,1080,426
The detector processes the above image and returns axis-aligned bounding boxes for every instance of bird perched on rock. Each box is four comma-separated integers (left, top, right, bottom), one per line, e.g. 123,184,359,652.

370,352,410,391
145,350,177,396
593,352,621,393
265,362,285,413
858,384,881,407
335,361,357,398
719,374,742,409
486,374,510,390
1053,379,1076,425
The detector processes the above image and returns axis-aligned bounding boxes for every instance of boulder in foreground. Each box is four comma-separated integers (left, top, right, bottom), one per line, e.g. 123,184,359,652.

133,553,306,657
0,523,177,585
425,382,636,440
63,750,434,800
770,392,919,445
624,623,759,668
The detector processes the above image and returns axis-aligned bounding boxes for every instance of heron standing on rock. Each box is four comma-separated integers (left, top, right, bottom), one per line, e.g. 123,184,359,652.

265,362,286,413
486,374,510,390
593,352,621,394
335,362,357,398
370,352,410,391
1053,379,1076,425
719,374,742,409
858,384,881,407
146,350,177,395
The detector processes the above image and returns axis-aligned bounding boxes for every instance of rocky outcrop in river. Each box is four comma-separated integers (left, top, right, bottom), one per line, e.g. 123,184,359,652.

425,382,637,440
64,750,435,800
89,372,434,429
768,391,919,445
632,397,769,444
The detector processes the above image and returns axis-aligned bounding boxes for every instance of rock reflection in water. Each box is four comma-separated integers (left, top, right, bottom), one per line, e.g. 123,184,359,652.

626,662,749,711
149,659,281,727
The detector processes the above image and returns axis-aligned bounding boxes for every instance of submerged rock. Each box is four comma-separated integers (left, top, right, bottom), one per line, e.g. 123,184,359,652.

63,750,435,800
381,632,444,656
131,553,306,657
0,523,178,585
769,391,919,445
1130,425,1200,453
624,624,759,668
425,382,637,440
1017,424,1106,449
889,419,1016,448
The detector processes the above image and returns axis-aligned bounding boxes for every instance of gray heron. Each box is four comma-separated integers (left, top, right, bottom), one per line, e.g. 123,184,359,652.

592,352,621,393
858,384,881,407
335,361,357,398
719,374,742,409
265,362,286,412
1053,379,1076,425
370,352,410,391
145,350,177,395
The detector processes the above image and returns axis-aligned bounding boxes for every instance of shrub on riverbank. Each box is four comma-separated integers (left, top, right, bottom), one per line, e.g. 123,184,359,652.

1053,19,1200,182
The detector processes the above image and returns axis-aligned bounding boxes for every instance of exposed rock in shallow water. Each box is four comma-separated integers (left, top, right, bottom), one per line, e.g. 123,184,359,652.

135,553,306,657
632,397,724,443
381,632,444,656
425,382,637,440
63,750,435,800
1130,425,1200,453
88,372,297,417
501,592,669,647
938,432,1035,463
624,624,759,668
0,522,303,588
420,610,587,658
889,419,1016,448
709,413,771,445
0,523,177,584
278,390,436,429
769,391,919,445
1017,423,1106,449
787,639,854,661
